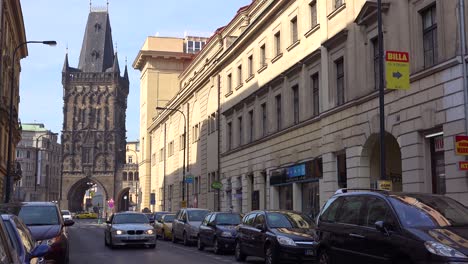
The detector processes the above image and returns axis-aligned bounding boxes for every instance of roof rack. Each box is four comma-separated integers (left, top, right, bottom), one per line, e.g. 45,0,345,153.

334,188,389,195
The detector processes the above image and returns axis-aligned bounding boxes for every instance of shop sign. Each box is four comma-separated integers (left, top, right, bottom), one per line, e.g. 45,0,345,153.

185,175,194,183
378,180,392,191
180,201,187,208
434,136,444,152
455,136,468,155
211,181,223,190
386,51,410,90
459,161,468,171
287,164,306,178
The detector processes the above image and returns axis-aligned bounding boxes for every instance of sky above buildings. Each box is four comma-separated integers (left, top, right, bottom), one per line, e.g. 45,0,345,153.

20,0,251,142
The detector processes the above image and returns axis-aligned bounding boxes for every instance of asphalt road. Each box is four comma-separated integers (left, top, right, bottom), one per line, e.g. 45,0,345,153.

68,219,264,264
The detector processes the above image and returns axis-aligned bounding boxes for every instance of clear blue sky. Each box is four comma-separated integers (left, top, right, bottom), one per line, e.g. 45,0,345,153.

20,0,251,142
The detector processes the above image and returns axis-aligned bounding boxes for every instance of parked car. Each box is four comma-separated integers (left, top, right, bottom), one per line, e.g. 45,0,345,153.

235,210,318,264
316,189,468,264
198,212,242,254
74,211,97,219
104,212,156,248
172,208,210,246
155,214,175,240
1,214,49,264
0,202,74,264
0,213,22,264
60,210,72,221
153,211,171,227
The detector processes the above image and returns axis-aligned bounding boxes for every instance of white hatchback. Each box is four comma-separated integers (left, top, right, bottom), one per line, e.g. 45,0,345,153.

61,210,73,221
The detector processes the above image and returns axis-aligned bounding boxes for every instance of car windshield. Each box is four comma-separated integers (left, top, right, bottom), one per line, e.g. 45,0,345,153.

267,212,313,229
389,194,468,228
163,215,175,222
18,206,59,226
113,214,149,224
187,210,209,221
216,213,241,225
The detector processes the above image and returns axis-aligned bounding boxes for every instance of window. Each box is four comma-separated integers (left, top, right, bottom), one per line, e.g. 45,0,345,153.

128,156,133,163
238,116,243,146
227,73,232,93
337,152,347,188
334,0,343,9
227,122,232,150
337,196,365,225
208,112,217,134
243,213,257,226
26,151,30,159
319,197,342,222
248,110,254,143
168,141,174,156
372,38,380,90
364,197,395,228
275,94,282,130
261,103,267,137
291,16,298,43
159,148,164,162
312,73,319,116
310,1,318,28
237,65,243,86
274,31,281,56
123,172,128,181
429,134,445,194
335,58,344,106
292,85,299,124
422,5,437,68
248,55,253,77
192,123,200,143
260,44,266,67
194,176,200,195
179,134,185,151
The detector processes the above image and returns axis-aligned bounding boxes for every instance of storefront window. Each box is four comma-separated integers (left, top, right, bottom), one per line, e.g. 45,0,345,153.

337,152,347,188
302,182,319,219
279,185,293,210
431,135,445,194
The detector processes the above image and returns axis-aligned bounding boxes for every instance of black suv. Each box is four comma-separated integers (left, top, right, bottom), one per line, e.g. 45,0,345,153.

316,189,468,264
235,210,318,264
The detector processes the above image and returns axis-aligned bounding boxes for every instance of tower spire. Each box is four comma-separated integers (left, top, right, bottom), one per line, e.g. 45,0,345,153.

89,0,91,12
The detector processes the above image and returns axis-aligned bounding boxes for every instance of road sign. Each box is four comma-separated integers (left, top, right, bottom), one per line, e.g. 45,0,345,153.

211,181,223,190
185,175,194,184
107,198,114,209
455,136,468,155
377,180,392,191
180,201,187,208
459,161,468,171
385,51,410,90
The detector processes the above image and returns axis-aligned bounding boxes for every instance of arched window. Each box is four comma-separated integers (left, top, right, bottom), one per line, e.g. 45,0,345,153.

135,172,139,181
129,172,134,181
123,172,127,181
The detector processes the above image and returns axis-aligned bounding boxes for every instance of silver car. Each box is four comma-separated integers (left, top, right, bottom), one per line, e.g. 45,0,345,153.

172,208,210,246
104,212,156,248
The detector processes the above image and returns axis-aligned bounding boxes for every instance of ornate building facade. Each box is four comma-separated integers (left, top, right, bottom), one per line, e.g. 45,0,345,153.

60,7,129,212
0,0,27,201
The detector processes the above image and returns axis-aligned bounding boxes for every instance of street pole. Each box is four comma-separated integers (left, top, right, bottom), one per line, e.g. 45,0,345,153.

156,106,187,206
5,40,56,203
377,0,387,182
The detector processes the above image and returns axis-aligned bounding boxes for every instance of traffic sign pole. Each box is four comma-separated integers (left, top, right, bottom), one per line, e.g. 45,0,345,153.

378,0,387,182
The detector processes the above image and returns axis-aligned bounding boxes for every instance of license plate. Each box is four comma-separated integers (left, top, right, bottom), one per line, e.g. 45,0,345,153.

305,250,314,256
128,236,140,240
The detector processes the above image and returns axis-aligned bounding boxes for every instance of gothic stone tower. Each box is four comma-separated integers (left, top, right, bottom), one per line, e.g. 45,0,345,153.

60,8,128,211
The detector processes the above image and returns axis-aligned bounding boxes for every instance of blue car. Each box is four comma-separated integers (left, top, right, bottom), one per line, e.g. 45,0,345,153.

1,214,49,264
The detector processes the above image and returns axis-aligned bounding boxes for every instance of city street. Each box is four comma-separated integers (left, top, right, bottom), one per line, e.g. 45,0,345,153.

69,219,264,264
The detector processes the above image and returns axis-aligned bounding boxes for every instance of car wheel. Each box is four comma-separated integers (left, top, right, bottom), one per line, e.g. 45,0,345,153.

183,232,189,246
235,240,247,262
171,230,177,243
265,244,278,264
318,248,330,264
213,237,221,255
197,236,204,251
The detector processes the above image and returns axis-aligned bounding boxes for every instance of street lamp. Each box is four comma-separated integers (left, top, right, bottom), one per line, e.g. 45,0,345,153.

156,106,187,205
123,195,128,211
5,40,57,203
125,146,139,211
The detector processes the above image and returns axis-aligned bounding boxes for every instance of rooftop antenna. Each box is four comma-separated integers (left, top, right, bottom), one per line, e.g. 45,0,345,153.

107,0,109,12
89,0,91,12
115,42,118,53
125,56,127,66
66,43,68,54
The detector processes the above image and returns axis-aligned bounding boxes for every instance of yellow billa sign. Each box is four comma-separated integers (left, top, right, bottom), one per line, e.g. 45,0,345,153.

378,180,392,191
386,51,410,90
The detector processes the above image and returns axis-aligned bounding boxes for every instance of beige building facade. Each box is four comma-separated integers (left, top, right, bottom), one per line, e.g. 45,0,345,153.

137,0,468,214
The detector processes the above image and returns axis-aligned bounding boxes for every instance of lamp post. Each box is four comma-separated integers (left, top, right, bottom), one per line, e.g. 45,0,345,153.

156,106,187,205
377,0,387,182
5,40,57,203
126,146,139,211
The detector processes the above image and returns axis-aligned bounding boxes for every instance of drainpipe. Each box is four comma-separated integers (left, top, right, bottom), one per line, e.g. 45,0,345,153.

163,123,167,211
459,0,468,134
217,75,221,211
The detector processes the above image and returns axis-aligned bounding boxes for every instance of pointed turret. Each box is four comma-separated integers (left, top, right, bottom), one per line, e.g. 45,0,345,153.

62,53,69,73
78,10,114,72
124,64,128,79
112,52,120,73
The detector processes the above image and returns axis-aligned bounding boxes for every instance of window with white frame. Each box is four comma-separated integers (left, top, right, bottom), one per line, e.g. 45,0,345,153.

275,94,282,130
334,0,343,9
422,5,437,68
208,112,218,134
192,123,200,143
159,148,164,162
310,1,318,28
227,73,232,94
237,64,243,87
248,110,254,143
274,31,281,56
335,58,345,106
179,134,185,151
238,116,243,146
248,55,253,77
261,103,267,137
292,85,299,124
312,73,320,116
260,44,266,67
227,121,232,150
291,16,298,43
168,141,174,156
128,155,133,163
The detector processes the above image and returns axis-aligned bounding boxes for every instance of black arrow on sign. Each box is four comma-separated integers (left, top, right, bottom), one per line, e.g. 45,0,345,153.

392,72,403,79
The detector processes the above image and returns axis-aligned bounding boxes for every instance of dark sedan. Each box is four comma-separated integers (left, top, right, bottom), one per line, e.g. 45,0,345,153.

198,212,242,254
0,202,74,264
235,210,318,264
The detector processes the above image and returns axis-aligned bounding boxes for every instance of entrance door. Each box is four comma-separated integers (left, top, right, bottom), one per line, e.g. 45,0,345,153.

302,181,319,219
279,185,293,210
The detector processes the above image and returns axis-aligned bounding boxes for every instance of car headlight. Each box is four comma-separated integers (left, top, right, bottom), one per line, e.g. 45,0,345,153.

115,230,123,235
277,236,297,246
220,231,233,238
425,241,467,258
146,229,154,235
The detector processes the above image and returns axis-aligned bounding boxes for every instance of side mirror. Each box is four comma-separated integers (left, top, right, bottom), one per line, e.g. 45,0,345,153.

64,219,75,227
30,244,49,258
375,221,391,235
255,224,265,231
150,220,155,224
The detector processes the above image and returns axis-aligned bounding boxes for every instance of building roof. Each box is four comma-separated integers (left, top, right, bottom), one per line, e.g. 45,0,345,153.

21,123,48,132
78,10,115,72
